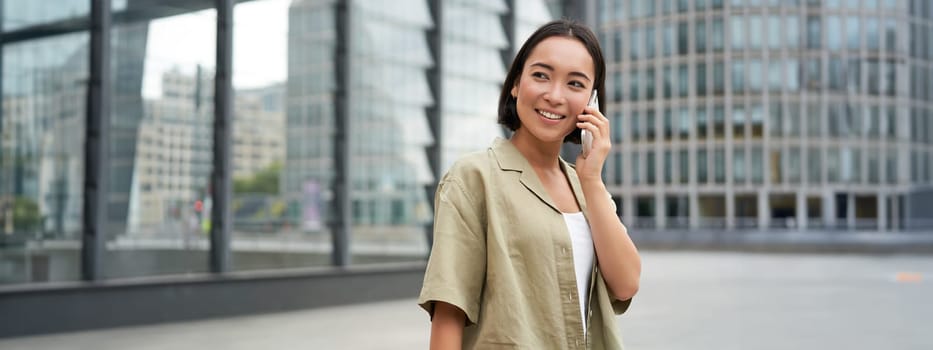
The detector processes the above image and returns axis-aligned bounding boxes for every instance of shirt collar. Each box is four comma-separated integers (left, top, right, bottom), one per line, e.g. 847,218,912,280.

490,138,587,213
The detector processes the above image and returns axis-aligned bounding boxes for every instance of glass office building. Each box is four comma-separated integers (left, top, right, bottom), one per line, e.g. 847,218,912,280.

0,0,555,286
596,0,933,230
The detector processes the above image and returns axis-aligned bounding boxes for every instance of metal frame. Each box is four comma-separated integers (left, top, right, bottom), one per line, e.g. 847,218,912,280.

0,0,6,236
81,0,112,281
210,0,234,273
331,0,352,267
424,0,444,252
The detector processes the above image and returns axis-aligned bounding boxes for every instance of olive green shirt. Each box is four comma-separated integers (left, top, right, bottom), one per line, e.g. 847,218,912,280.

419,138,632,349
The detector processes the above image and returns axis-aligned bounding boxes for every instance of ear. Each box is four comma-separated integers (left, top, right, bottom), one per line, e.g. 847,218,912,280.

510,85,518,98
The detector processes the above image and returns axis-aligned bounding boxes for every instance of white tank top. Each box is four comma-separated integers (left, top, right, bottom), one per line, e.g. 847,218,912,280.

562,212,594,332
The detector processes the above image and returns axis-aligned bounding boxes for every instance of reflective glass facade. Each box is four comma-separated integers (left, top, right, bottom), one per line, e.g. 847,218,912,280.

598,0,933,230
0,0,557,286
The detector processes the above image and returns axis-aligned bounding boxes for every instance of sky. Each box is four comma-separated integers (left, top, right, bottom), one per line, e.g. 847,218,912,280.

142,0,290,98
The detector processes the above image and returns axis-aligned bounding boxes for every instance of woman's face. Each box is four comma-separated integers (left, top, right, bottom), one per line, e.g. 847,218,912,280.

510,36,596,144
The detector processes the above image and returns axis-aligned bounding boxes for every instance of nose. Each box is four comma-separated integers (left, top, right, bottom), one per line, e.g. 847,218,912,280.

543,83,565,105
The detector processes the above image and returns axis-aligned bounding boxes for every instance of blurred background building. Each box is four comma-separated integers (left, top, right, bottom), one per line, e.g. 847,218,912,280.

0,0,931,338
595,0,933,232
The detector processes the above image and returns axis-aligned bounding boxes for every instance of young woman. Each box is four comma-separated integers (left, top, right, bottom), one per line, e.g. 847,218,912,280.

419,19,641,349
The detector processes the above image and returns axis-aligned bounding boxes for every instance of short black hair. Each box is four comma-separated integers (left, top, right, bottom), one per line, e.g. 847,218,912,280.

497,19,606,144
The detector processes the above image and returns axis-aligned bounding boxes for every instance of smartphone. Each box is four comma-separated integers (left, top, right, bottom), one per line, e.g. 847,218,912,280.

581,90,598,158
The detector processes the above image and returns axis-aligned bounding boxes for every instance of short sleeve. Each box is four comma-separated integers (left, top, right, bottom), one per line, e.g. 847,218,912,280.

418,177,486,326
611,297,632,315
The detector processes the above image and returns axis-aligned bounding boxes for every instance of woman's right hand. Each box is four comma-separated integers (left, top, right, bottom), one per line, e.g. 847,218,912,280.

430,301,466,350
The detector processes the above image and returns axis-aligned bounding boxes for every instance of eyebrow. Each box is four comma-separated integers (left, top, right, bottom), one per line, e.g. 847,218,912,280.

529,62,592,82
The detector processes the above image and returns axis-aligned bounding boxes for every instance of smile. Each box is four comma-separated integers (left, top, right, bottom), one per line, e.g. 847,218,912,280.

537,109,566,120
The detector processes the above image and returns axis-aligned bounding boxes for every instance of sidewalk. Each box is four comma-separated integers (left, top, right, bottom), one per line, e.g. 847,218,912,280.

2,251,931,349
0,299,431,350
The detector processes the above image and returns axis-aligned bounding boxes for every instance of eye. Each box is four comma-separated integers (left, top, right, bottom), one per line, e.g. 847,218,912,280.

569,80,586,89
531,72,548,80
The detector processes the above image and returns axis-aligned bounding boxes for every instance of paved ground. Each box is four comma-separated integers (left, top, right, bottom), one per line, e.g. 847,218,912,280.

1,251,931,349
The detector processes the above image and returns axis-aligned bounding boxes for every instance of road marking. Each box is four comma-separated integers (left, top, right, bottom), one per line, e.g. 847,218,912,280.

895,272,923,283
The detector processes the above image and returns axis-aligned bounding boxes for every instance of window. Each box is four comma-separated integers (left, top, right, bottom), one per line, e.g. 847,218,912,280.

629,69,640,100
629,27,641,60
698,149,709,183
751,146,764,184
749,16,764,49
646,68,656,100
829,57,845,91
734,148,747,182
784,59,800,92
696,19,708,53
646,110,657,140
748,60,763,92
787,147,802,183
734,104,746,139
714,148,726,183
713,62,725,94
664,66,674,98
808,147,822,183
679,149,689,183
827,16,842,51
679,108,691,138
770,103,783,137
714,105,726,137
731,16,745,50
678,21,689,55
786,103,800,137
884,19,897,53
785,15,800,48
868,149,881,184
807,16,821,49
804,58,821,91
768,16,781,49
632,111,642,141
664,151,673,183
846,16,860,51
614,71,624,101
868,106,881,138
663,24,675,57
645,26,656,59
886,149,897,184
633,152,642,184
613,111,625,141
614,152,624,184
866,18,880,50
697,63,708,96
613,31,624,61
678,64,689,97
827,148,841,182
647,152,657,184
698,108,709,137
751,104,765,137
712,17,725,51
732,60,746,94
770,149,783,184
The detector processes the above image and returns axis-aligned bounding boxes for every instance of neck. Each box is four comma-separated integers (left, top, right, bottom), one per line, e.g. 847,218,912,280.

509,130,562,170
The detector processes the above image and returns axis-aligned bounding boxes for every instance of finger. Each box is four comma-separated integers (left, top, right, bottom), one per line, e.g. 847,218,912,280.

575,121,601,137
578,114,610,137
583,106,610,122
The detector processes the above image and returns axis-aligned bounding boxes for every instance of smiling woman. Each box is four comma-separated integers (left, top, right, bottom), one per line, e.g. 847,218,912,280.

419,19,641,350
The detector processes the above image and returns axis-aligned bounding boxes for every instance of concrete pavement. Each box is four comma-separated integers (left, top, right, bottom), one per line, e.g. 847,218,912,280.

1,251,931,349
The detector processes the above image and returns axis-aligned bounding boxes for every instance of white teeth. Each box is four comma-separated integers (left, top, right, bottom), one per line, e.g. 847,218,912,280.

538,110,564,120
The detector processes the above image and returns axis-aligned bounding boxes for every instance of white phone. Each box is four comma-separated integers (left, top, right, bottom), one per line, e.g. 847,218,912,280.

581,90,598,158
